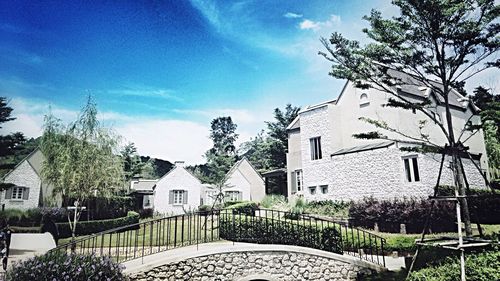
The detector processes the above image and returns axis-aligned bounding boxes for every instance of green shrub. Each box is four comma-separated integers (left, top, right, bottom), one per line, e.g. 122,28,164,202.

219,215,342,254
349,197,457,233
84,196,135,220
198,205,213,212
56,211,140,238
407,248,500,281
304,200,350,217
260,194,287,209
7,251,126,281
223,200,244,207
225,201,258,216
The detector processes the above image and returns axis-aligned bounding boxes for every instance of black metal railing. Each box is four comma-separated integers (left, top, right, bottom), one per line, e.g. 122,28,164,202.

47,209,386,267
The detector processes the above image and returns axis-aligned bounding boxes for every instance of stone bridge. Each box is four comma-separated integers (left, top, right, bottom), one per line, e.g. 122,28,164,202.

125,242,385,281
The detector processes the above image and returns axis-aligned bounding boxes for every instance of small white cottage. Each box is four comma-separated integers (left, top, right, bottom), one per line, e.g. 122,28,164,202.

153,161,203,215
1,148,61,210
223,157,266,202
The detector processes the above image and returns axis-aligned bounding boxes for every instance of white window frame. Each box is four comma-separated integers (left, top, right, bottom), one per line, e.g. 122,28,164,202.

225,191,240,202
173,190,184,205
310,137,322,160
295,170,303,192
11,186,23,200
403,156,420,182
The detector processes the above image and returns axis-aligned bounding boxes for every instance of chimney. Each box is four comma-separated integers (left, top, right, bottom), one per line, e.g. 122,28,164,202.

174,161,185,168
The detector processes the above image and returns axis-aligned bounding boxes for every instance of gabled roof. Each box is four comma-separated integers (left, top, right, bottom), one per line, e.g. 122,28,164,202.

156,164,203,185
223,157,264,184
286,116,300,131
2,147,43,180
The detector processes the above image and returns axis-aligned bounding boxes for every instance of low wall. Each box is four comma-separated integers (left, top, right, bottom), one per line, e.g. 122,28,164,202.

128,243,381,281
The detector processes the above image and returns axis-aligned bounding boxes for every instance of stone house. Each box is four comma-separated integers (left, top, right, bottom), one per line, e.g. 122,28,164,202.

1,148,61,210
287,72,489,202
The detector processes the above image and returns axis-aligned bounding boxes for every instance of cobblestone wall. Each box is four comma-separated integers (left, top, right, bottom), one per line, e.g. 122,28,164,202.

129,251,375,281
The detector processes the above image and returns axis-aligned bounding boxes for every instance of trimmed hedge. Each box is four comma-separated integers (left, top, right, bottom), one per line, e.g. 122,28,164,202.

56,211,139,238
219,215,343,254
225,201,258,216
7,251,126,281
349,197,457,233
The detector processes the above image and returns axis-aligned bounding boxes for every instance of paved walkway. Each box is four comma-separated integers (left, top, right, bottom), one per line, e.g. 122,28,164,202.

0,233,56,275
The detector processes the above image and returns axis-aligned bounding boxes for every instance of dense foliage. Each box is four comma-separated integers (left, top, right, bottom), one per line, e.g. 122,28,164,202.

349,197,457,233
220,215,343,254
407,248,500,281
56,211,139,239
225,201,259,216
7,251,127,281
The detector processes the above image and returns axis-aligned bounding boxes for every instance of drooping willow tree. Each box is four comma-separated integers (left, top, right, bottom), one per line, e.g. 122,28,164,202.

41,96,124,245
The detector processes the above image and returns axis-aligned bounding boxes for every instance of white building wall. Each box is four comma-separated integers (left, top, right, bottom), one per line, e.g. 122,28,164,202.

154,167,202,215
299,105,333,192
2,160,41,210
224,169,251,201
286,130,302,198
300,146,486,202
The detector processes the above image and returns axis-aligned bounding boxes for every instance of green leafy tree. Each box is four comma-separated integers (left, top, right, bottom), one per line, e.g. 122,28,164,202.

120,142,144,181
204,117,238,184
471,86,500,180
265,104,300,169
319,0,499,237
40,96,124,244
140,159,157,179
0,97,26,180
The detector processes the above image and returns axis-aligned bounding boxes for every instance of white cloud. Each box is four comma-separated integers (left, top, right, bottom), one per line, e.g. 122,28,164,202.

299,14,341,31
107,86,180,101
116,119,212,165
283,12,303,19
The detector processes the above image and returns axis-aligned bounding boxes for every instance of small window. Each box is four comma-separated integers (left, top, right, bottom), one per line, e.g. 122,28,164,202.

320,185,328,194
403,157,420,182
173,190,184,205
309,186,316,195
310,137,322,160
225,191,241,202
11,187,23,200
359,93,370,107
295,170,303,192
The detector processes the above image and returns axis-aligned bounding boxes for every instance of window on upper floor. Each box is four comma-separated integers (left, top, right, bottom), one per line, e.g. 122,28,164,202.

359,93,370,107
310,137,322,160
403,156,420,182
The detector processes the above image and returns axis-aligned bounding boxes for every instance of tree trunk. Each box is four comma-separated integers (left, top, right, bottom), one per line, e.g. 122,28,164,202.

443,84,473,237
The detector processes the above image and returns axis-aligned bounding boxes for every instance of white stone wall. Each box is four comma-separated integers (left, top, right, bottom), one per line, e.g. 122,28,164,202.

298,105,332,195
1,160,41,210
154,167,202,215
129,251,375,281
301,146,486,202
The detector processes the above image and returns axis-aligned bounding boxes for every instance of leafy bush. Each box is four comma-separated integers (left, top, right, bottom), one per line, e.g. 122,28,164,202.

219,215,342,254
304,200,350,217
138,208,153,219
260,194,287,209
225,201,258,216
57,211,140,238
7,251,126,281
349,197,456,233
223,200,244,207
285,197,306,219
407,248,500,281
198,205,213,212
83,196,135,220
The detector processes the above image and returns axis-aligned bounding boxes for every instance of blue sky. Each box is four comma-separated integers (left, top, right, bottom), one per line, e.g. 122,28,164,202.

1,1,496,164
